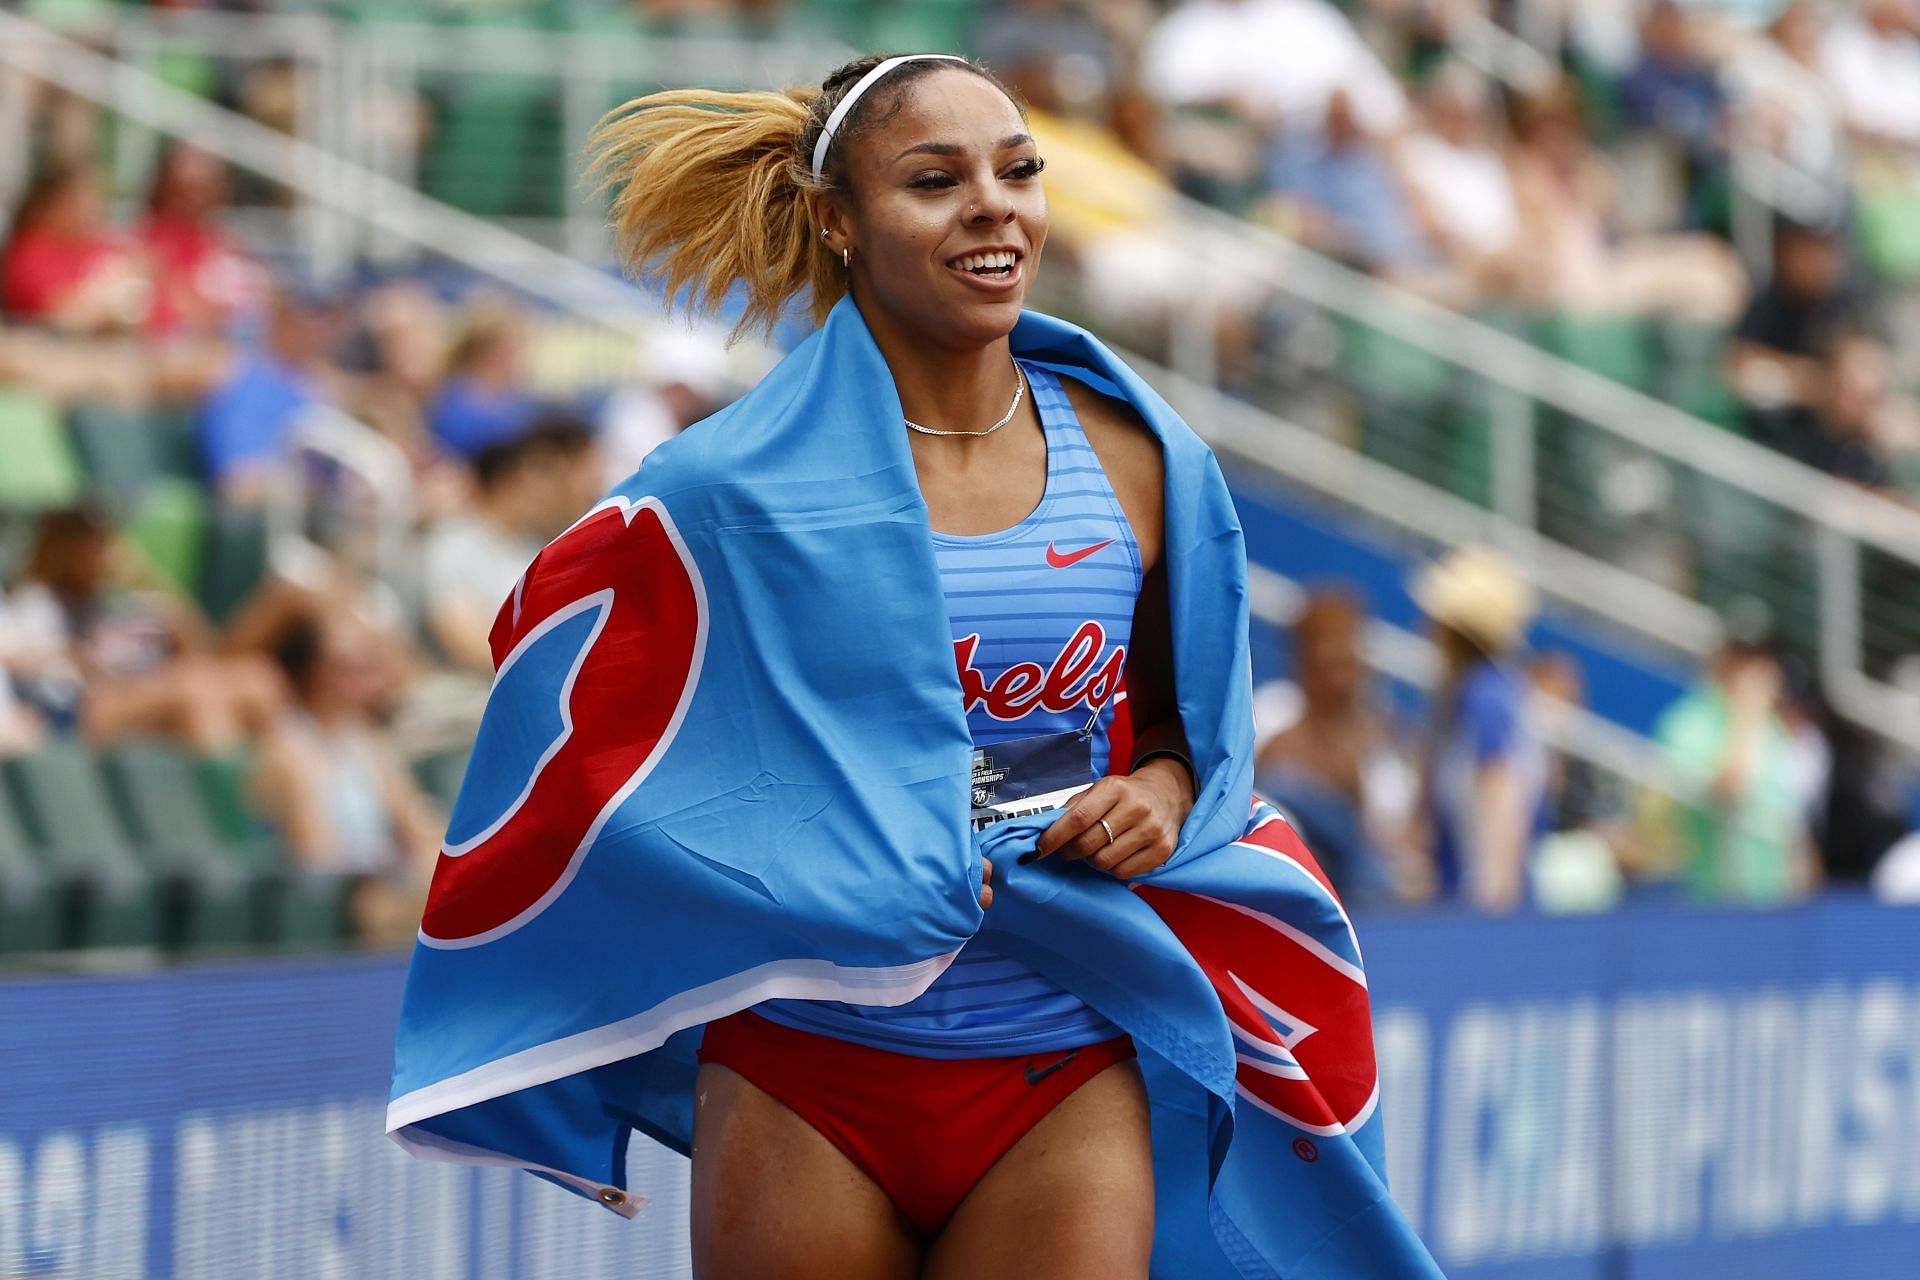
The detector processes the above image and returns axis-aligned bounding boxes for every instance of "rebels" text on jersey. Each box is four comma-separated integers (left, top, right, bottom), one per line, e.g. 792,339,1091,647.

954,618,1126,722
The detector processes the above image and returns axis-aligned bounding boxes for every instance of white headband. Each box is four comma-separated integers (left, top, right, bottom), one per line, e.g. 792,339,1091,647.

809,54,968,184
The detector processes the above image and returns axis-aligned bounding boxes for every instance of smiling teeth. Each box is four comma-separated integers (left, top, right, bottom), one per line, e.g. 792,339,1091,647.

953,251,1016,272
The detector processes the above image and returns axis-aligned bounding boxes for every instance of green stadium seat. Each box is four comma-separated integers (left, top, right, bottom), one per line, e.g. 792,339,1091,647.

796,0,865,42
863,0,976,52
102,741,260,951
0,792,62,955
2,746,164,950
412,745,471,812
421,82,566,218
67,402,160,507
66,401,198,506
1537,314,1657,392
1336,319,1492,503
0,389,84,513
198,505,269,623
1340,320,1456,406
123,479,209,597
1659,322,1741,430
193,753,350,950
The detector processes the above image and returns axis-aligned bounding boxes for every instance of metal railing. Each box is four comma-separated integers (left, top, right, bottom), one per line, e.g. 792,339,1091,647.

15,7,848,269
1164,198,1920,753
0,9,679,329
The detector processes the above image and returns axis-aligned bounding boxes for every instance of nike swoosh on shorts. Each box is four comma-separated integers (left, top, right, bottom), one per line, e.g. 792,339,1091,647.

1024,1049,1081,1086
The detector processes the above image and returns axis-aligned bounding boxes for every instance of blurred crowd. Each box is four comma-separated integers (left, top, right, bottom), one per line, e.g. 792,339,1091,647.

1255,547,1919,917
4,0,1920,950
0,126,735,944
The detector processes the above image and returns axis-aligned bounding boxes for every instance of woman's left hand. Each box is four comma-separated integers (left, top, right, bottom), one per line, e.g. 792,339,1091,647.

1026,759,1195,880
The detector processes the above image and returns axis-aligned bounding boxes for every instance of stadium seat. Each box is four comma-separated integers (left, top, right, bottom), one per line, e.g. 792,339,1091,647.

66,402,182,508
198,504,268,622
123,479,209,597
862,0,976,52
1336,319,1492,504
0,794,62,955
101,741,260,951
795,0,864,42
0,389,84,513
1659,322,1741,430
1339,319,1456,406
412,745,471,812
1537,314,1657,393
419,9,567,219
2,746,164,950
192,753,351,950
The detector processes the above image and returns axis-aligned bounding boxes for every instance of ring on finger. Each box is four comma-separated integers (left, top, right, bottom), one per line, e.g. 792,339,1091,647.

1098,817,1116,847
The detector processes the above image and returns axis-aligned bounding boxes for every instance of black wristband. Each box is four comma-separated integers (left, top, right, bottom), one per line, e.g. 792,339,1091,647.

1131,748,1199,801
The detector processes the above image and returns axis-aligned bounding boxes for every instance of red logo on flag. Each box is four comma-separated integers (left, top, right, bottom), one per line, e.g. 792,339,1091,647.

1135,812,1378,1135
418,497,706,947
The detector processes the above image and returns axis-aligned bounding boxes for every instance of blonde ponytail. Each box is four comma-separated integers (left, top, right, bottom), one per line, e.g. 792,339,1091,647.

587,87,836,341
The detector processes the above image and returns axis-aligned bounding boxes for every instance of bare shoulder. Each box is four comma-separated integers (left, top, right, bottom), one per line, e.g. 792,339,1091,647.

1055,373,1165,567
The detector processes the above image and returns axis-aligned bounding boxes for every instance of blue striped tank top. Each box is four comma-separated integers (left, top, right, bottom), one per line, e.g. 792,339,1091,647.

759,363,1139,1058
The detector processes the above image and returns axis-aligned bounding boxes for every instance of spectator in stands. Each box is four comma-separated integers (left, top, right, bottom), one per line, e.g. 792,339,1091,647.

1819,708,1913,886
1507,78,1746,320
996,15,1271,385
1721,4,1849,216
1143,0,1406,138
1819,0,1920,151
1620,0,1730,225
1393,62,1522,299
197,280,344,503
136,141,264,337
427,298,538,461
0,161,152,332
421,418,602,679
976,0,1126,116
1725,217,1874,424
1255,589,1417,909
1142,0,1405,207
253,613,440,947
1,507,285,754
1620,2,1727,164
0,624,45,757
1413,546,1547,914
1773,332,1906,490
336,281,459,506
1266,89,1430,273
599,325,732,484
1525,652,1633,912
1654,618,1815,905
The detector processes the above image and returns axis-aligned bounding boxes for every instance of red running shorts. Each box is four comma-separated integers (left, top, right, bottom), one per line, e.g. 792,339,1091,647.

696,1009,1136,1235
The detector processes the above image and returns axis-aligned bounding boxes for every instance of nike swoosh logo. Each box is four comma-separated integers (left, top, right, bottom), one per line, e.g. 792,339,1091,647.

1024,1049,1081,1086
1045,539,1114,569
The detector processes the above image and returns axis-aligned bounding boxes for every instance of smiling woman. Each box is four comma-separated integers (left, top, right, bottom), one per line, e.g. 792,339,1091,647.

577,55,1197,1280
393,46,1436,1280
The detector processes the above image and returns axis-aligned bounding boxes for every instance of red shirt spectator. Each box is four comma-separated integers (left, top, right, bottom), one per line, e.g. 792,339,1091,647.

1,162,151,331
136,143,264,335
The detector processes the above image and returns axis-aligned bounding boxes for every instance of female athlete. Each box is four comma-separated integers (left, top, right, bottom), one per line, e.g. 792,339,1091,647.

590,53,1192,1278
389,49,1439,1280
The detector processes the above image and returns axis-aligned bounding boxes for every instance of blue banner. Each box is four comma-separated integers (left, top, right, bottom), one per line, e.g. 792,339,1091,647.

1364,897,1920,1280
6,899,1919,1278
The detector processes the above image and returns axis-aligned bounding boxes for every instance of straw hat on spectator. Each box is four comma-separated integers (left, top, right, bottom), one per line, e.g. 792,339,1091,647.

1412,546,1535,655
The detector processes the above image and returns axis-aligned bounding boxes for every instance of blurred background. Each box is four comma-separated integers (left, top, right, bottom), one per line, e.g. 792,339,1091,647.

2,0,1920,1275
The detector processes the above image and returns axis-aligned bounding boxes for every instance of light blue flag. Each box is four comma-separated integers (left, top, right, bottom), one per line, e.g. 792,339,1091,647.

388,297,1442,1278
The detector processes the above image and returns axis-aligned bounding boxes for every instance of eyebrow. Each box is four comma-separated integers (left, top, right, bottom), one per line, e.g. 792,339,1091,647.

892,133,1034,163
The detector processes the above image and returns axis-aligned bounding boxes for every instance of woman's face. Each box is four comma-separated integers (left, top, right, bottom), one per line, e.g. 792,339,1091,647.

826,70,1049,352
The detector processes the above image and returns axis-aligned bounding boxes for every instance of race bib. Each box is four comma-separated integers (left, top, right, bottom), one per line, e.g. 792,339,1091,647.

969,728,1095,830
